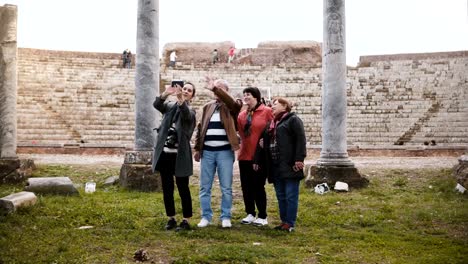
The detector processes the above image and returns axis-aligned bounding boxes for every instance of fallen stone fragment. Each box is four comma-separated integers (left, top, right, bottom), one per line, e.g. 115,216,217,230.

103,176,119,186
133,248,149,262
0,191,37,214
24,177,79,195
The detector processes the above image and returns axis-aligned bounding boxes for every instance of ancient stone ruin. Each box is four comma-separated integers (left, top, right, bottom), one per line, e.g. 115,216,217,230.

1,2,466,192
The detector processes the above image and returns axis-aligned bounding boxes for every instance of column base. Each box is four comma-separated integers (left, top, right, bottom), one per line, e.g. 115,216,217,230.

119,150,161,192
316,157,355,167
453,155,467,189
305,163,369,189
0,158,35,184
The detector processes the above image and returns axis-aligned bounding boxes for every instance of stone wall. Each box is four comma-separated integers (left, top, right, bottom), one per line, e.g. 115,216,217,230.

17,48,135,148
16,48,468,152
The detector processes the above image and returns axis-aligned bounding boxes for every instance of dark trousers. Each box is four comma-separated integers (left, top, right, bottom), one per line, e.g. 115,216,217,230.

156,152,192,218
239,160,268,219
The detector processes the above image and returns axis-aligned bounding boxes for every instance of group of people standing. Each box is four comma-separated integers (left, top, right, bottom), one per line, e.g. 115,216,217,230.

211,47,236,65
169,47,236,67
151,76,306,232
122,49,132,69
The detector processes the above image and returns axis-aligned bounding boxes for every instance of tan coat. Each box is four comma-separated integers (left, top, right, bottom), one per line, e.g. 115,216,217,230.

194,87,242,153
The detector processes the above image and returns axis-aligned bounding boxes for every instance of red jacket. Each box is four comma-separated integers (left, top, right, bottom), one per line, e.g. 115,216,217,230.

237,104,273,161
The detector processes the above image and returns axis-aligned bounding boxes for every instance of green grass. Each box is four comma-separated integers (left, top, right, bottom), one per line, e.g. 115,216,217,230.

0,165,467,263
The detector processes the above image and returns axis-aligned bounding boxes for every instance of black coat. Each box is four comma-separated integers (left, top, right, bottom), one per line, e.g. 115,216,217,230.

151,97,196,177
254,112,307,183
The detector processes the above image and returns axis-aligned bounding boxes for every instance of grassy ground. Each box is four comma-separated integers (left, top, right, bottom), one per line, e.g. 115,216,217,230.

0,165,467,263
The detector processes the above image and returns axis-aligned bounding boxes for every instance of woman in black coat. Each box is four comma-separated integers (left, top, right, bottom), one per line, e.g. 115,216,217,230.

254,97,306,232
152,82,196,231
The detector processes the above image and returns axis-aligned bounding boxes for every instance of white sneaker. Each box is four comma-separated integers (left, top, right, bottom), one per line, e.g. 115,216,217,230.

252,218,268,226
221,219,232,228
241,214,256,224
197,218,211,228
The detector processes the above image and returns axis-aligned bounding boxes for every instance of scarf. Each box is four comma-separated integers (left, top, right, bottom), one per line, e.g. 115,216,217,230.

243,103,261,137
268,111,288,139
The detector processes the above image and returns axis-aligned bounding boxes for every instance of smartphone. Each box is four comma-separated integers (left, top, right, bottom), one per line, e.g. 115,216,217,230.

171,80,184,87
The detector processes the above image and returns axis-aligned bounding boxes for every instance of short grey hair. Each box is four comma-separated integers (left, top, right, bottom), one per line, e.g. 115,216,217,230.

215,79,229,91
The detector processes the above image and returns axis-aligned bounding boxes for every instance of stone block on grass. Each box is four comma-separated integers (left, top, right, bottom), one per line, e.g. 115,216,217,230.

0,191,37,214
24,177,79,195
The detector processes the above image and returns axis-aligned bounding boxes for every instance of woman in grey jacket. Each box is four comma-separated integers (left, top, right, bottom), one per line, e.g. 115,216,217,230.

152,82,196,231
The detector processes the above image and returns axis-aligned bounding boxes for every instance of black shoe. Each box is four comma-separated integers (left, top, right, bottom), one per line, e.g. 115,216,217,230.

165,218,177,230
176,220,191,232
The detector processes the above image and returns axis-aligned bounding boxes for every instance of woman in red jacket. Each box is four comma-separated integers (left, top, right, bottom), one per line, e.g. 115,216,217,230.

237,87,273,226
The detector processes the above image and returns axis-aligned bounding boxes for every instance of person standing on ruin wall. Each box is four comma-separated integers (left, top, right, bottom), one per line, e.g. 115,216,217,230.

152,81,197,231
228,47,235,64
122,49,129,68
169,50,177,67
126,50,132,69
211,49,219,64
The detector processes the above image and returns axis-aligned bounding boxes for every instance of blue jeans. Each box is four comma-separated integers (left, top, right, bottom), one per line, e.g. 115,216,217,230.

274,178,300,227
199,149,234,221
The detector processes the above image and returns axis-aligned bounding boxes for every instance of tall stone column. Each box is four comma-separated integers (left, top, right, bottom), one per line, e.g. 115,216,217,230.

0,4,18,159
0,5,35,184
134,0,159,150
307,0,368,188
119,0,161,191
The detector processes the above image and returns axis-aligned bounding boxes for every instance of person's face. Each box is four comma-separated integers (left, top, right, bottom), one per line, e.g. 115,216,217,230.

272,100,287,116
182,84,194,101
243,92,257,109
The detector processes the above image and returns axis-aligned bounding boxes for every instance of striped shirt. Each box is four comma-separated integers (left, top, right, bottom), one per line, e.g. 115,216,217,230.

203,109,231,151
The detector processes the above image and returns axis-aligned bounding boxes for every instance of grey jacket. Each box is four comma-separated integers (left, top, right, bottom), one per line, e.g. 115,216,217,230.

151,96,196,177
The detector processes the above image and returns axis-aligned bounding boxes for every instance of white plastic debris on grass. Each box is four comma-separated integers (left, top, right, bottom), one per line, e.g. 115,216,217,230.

455,183,466,194
334,181,349,192
77,226,94,229
85,182,96,193
314,183,330,194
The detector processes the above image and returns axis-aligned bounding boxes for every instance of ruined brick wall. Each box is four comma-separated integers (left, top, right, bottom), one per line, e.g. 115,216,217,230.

16,48,468,149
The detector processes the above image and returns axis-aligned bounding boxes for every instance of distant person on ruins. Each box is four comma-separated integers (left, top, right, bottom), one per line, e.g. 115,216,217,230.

152,81,197,231
126,50,132,69
122,49,129,68
211,49,219,64
228,47,235,64
169,50,177,67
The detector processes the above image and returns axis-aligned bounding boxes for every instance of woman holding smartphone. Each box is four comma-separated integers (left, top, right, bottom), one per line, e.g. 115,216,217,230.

152,81,196,231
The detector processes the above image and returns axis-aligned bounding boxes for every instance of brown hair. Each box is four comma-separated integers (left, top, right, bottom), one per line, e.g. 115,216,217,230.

184,81,196,98
273,97,292,112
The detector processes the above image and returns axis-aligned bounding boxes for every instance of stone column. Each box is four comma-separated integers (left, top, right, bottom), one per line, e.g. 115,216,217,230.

119,0,161,191
134,0,159,150
307,0,368,188
0,4,18,159
0,5,35,185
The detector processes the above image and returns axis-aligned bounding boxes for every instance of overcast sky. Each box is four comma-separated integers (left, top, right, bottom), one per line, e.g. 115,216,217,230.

1,0,467,66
